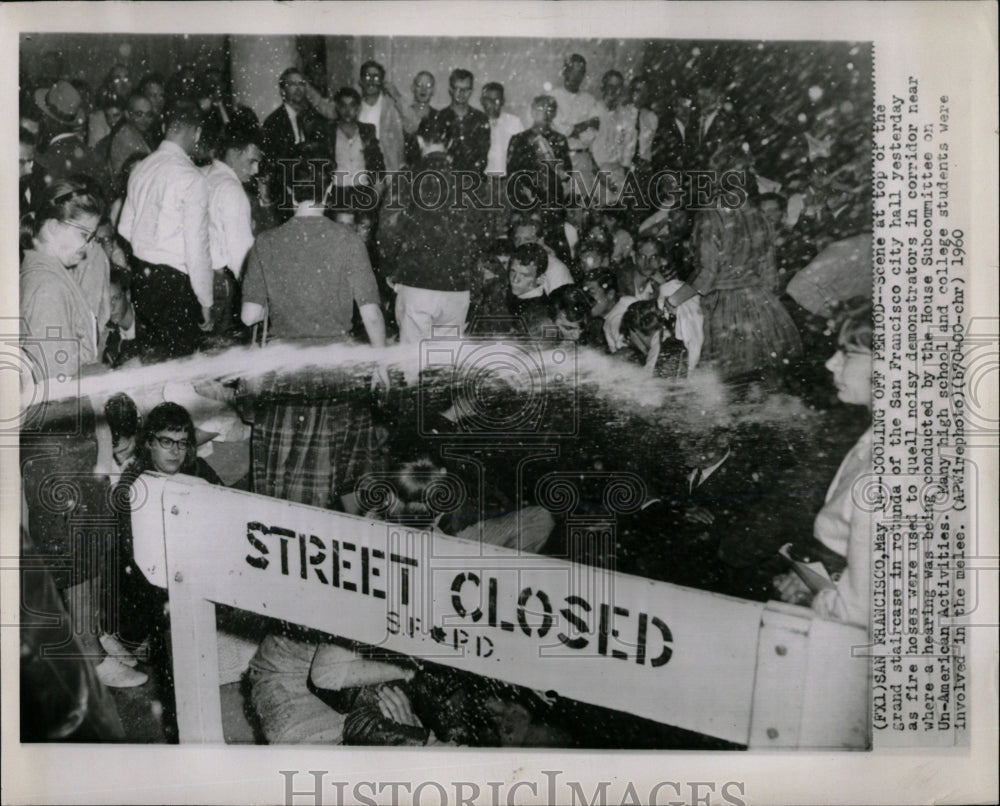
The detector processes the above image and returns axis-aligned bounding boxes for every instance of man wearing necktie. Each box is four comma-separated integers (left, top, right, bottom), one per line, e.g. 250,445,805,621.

688,85,731,169
506,95,573,231
262,68,325,213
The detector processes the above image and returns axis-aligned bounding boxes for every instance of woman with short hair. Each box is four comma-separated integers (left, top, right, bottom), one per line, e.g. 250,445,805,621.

20,179,105,381
774,299,873,626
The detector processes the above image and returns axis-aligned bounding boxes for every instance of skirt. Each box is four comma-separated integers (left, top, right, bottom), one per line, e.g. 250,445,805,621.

699,285,803,378
251,376,386,509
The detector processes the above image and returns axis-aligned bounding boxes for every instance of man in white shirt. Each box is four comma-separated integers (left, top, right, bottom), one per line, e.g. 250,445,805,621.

629,77,659,165
636,236,704,371
507,243,571,303
118,102,213,358
550,53,602,205
481,82,523,178
305,60,408,177
202,132,261,336
481,81,523,238
590,70,638,206
509,214,574,295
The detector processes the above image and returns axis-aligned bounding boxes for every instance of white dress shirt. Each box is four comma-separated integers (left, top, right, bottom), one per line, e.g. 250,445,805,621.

602,294,638,353
550,87,601,150
118,140,213,308
202,159,255,277
635,107,659,163
689,449,731,491
358,94,383,138
285,103,304,144
334,127,367,187
514,248,575,299
590,102,638,169
486,111,524,176
658,278,704,371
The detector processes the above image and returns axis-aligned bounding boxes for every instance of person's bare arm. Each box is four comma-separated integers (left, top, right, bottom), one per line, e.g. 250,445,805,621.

359,302,390,392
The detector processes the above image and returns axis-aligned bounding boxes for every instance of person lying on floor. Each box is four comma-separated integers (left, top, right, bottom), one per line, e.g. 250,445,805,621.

248,450,565,745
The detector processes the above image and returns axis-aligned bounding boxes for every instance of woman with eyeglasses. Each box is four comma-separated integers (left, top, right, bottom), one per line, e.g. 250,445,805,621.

20,179,105,381
773,298,873,626
104,403,222,694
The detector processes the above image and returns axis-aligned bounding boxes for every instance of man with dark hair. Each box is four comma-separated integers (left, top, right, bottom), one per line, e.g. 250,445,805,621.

33,80,108,196
379,116,490,342
687,85,735,170
430,68,490,175
506,94,573,214
261,68,325,208
470,243,553,335
591,70,637,204
137,73,167,146
118,100,213,357
356,60,406,174
482,82,523,180
550,53,601,203
506,242,552,299
402,70,437,166
107,92,156,176
508,213,574,295
481,81,522,239
326,86,386,210
202,130,262,335
616,236,703,369
305,60,408,174
240,148,388,512
103,265,144,367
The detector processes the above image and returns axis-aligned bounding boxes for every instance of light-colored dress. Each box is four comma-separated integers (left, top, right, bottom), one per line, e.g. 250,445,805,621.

811,427,873,627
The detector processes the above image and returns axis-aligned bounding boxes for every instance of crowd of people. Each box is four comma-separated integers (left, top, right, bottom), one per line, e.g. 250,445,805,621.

19,49,874,746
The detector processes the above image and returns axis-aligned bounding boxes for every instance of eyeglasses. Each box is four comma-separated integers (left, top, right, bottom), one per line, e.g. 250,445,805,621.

152,434,192,452
61,219,98,244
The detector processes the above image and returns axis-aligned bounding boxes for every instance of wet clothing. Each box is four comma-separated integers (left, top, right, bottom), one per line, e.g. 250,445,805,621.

431,105,491,175
20,249,100,379
689,205,802,377
243,214,385,506
811,427,873,627
242,216,379,340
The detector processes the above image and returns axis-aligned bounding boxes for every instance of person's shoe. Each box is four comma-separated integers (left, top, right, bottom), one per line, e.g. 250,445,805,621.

133,638,151,663
95,656,148,688
99,633,138,667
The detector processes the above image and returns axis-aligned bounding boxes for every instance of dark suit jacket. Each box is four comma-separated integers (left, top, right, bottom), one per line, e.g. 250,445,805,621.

432,105,491,175
36,135,109,199
686,108,736,168
20,167,47,216
261,104,327,165
505,127,573,210
262,104,330,212
653,117,690,171
379,152,490,292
